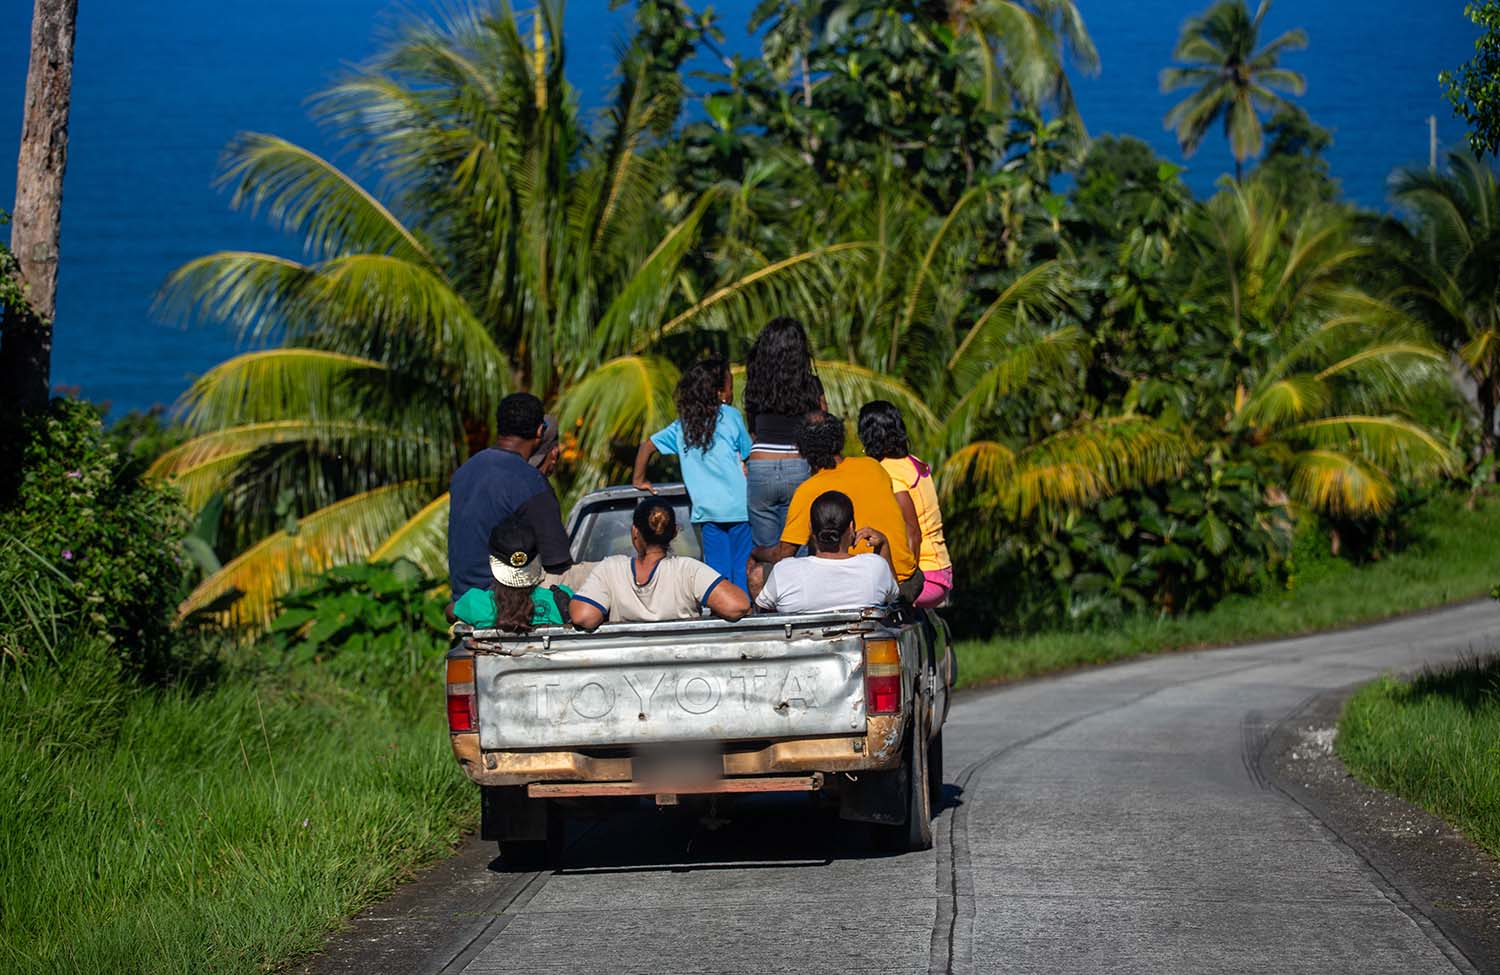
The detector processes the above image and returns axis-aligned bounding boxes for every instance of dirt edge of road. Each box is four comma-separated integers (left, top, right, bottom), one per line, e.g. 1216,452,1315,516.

1260,686,1500,975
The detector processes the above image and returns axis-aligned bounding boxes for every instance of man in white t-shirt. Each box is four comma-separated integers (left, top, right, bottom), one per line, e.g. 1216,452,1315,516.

754,490,900,614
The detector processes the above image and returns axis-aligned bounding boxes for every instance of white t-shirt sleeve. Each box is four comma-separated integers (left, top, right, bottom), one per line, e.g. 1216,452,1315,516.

572,557,619,616
866,554,900,605
683,557,728,607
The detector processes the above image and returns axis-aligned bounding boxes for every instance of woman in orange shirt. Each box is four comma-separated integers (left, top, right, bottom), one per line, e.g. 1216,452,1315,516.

857,401,953,609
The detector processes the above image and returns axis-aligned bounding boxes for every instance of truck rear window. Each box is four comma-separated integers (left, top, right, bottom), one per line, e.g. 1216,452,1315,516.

571,498,702,563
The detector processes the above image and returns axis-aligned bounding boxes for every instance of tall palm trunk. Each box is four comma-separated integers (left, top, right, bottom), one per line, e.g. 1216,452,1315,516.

2,0,77,414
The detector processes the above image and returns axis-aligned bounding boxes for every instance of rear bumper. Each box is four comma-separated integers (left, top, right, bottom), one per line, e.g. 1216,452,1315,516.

450,714,905,788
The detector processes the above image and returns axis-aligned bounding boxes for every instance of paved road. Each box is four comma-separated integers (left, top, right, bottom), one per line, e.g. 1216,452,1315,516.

421,601,1500,975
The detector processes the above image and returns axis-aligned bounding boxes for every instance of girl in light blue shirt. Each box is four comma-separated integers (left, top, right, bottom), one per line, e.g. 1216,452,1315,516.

632,357,754,589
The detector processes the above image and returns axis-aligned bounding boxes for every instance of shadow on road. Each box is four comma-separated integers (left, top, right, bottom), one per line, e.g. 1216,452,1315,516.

497,785,964,874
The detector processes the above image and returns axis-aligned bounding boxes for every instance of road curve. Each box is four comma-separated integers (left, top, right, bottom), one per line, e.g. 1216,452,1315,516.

361,601,1500,975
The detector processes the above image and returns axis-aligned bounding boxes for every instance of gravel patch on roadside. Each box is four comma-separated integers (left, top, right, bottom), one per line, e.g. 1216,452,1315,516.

1263,688,1500,974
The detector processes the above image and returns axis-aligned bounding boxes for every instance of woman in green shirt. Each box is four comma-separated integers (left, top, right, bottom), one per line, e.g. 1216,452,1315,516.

453,517,572,631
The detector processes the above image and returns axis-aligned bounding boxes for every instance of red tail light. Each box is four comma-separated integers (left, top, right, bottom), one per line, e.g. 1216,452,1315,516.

446,655,477,734
864,639,901,715
447,693,476,732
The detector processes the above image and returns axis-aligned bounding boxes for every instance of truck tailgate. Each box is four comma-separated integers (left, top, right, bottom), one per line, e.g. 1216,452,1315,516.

473,629,868,750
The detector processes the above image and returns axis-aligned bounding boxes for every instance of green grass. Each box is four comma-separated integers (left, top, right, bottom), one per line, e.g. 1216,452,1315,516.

954,493,1500,688
0,653,473,975
1337,657,1500,858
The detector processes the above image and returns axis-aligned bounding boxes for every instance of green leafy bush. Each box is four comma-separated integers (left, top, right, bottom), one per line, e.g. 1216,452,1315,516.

0,400,191,680
265,560,449,687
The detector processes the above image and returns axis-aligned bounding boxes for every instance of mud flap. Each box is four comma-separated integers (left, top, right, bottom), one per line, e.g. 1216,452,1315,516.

480,785,549,841
838,763,909,825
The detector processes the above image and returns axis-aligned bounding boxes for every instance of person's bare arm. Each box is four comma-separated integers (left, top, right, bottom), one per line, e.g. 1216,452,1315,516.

631,441,658,494
705,581,751,622
751,540,798,564
894,492,922,567
570,599,605,631
854,526,897,574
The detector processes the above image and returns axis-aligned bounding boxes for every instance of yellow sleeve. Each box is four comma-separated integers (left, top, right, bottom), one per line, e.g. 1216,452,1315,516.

780,480,813,548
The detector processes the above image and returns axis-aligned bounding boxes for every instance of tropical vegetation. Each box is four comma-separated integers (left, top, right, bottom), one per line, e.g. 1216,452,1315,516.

1441,0,1500,159
1160,0,1307,180
5,2,1500,972
138,0,1489,638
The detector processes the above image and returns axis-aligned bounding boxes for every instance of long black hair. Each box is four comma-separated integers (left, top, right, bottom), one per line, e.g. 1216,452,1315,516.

490,586,537,633
744,317,822,417
857,400,910,460
676,357,727,451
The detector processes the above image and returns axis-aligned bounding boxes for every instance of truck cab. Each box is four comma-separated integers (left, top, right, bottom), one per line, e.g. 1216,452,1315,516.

445,485,953,866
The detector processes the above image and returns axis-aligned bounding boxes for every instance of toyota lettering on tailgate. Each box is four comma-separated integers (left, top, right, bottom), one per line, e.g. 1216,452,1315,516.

522,668,822,723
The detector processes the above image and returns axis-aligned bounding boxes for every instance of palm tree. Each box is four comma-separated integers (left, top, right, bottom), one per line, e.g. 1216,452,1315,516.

1388,152,1500,472
1185,179,1455,516
947,0,1099,117
1160,0,1306,182
150,2,852,626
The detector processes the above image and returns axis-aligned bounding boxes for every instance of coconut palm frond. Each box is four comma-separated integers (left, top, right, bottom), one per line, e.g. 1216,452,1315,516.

812,359,941,448
148,420,440,514
177,348,388,429
1283,415,1457,479
368,492,450,581
1236,375,1330,430
157,251,315,345
644,242,872,347
1288,449,1394,518
1005,417,1193,519
556,355,681,486
947,260,1074,369
941,326,1087,447
940,418,1190,520
938,440,1019,504
590,189,720,363
217,133,434,264
178,481,438,627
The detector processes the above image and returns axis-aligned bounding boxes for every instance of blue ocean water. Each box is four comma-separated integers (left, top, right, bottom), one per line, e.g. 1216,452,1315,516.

0,1,1479,413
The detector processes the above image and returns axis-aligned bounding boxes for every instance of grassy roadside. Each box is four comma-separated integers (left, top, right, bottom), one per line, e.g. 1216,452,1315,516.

0,658,472,975
1337,657,1500,858
953,493,1500,689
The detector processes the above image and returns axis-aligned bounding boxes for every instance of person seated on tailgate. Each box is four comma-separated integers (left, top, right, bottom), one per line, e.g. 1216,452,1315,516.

749,411,923,604
569,499,751,631
451,517,572,632
754,491,899,614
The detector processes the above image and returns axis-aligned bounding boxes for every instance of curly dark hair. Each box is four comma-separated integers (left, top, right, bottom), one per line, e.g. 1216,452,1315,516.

797,411,846,473
496,392,544,439
676,357,728,451
490,585,537,634
857,400,910,460
633,497,679,549
744,317,822,419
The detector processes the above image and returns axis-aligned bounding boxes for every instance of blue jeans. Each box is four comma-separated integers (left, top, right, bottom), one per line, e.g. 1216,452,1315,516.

700,521,753,590
746,458,812,548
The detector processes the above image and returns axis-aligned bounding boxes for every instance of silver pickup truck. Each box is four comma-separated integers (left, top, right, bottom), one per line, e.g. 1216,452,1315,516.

445,485,954,866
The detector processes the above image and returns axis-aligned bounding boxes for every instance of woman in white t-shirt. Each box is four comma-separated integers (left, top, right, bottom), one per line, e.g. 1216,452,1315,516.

571,498,751,630
754,490,900,614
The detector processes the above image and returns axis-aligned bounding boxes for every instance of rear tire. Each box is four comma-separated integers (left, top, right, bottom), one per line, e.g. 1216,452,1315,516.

927,730,945,812
875,714,933,853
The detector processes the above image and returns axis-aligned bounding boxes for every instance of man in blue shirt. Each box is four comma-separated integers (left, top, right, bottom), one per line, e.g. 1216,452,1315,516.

447,393,574,596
